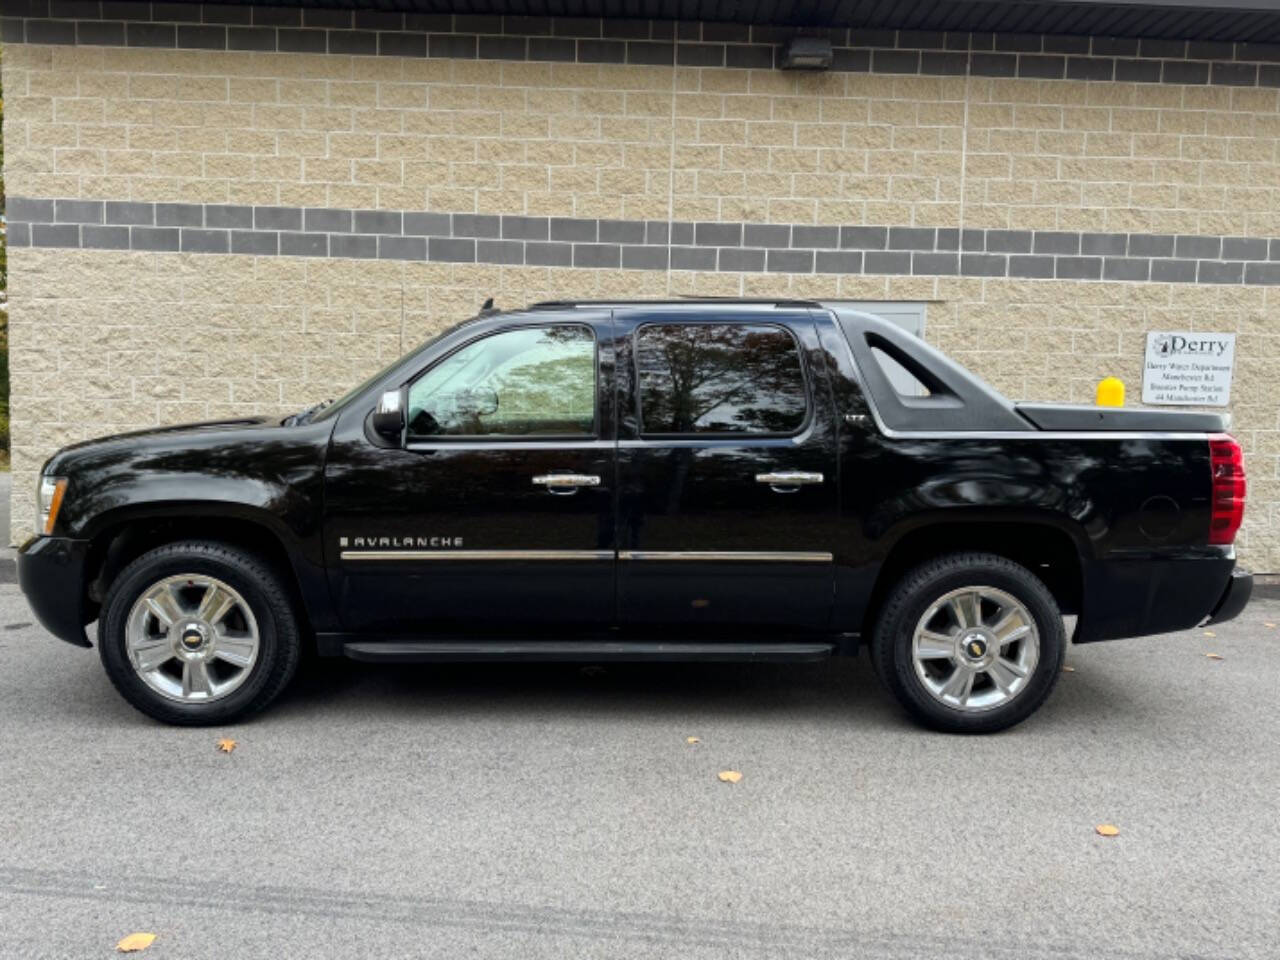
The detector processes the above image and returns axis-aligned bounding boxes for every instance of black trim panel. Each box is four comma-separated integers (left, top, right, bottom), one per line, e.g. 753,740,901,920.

341,640,836,661
1017,404,1227,433
1207,567,1253,624
830,306,1033,433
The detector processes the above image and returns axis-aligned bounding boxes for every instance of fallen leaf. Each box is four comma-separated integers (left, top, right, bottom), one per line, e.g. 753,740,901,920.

686,736,700,744
1203,630,1217,637
1206,653,1224,661
717,770,743,784
1062,665,1076,673
116,933,156,953
1095,824,1120,838
216,738,237,753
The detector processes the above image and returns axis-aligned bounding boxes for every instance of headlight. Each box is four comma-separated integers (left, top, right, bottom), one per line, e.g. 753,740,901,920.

38,476,68,535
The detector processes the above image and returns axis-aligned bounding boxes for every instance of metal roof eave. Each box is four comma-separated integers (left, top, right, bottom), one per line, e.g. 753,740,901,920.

96,0,1280,43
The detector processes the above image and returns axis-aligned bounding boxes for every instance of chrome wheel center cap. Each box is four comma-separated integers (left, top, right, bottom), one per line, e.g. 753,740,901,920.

178,622,210,652
960,631,992,663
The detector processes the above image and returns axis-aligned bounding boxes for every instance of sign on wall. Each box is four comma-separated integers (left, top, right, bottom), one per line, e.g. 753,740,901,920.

1142,331,1236,407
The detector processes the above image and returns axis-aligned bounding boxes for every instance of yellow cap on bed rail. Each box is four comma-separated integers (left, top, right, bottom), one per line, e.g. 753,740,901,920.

1096,377,1125,407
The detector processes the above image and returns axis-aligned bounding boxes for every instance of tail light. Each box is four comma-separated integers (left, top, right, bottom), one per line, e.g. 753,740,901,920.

1208,434,1246,545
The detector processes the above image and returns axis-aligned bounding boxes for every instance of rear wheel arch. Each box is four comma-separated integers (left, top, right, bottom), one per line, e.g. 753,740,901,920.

862,517,1086,638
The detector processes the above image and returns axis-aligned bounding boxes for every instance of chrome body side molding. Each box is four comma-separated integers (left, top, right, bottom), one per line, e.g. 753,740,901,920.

341,549,835,563
619,550,834,563
755,471,824,486
340,549,614,561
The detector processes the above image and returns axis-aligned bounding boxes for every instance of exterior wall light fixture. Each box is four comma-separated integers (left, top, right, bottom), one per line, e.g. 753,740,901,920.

781,35,834,70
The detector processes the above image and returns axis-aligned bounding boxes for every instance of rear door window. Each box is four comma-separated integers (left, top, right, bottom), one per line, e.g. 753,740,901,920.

634,323,809,436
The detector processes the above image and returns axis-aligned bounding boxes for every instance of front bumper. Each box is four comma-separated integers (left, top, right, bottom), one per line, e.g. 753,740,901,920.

17,536,92,647
1206,567,1253,625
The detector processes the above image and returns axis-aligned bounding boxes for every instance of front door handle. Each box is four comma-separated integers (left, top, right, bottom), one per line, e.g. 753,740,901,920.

755,471,824,492
532,473,601,495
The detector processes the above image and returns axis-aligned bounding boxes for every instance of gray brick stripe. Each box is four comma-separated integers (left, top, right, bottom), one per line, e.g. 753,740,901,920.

6,6,1280,86
11,196,1280,285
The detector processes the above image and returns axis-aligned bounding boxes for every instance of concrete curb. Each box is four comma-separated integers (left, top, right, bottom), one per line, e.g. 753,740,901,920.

1252,574,1280,601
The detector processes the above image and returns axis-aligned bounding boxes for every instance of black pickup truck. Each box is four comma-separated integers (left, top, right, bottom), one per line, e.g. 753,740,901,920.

18,300,1251,732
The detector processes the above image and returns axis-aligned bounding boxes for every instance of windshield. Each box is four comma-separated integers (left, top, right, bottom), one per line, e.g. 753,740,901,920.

304,319,472,423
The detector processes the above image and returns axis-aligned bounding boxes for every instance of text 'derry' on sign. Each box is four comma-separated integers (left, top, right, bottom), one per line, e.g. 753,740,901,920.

1142,331,1236,407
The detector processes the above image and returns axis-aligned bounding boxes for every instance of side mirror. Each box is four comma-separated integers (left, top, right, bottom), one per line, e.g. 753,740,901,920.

370,390,404,441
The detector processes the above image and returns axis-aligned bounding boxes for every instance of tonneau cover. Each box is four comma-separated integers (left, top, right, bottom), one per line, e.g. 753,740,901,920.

1016,404,1225,433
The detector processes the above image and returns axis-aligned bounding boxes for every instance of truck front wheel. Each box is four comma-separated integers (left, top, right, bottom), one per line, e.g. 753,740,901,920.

871,552,1066,733
98,540,301,725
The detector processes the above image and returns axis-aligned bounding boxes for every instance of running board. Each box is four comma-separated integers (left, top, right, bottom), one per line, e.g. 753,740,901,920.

341,641,835,664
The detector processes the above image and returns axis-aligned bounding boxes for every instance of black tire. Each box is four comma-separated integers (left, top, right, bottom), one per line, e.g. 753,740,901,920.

98,540,301,726
870,552,1066,734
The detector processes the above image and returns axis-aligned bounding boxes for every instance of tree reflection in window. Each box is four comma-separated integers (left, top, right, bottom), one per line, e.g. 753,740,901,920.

406,325,595,437
636,323,808,435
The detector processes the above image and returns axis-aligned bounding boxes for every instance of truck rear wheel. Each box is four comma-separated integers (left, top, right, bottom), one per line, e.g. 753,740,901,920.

98,541,301,725
871,552,1065,733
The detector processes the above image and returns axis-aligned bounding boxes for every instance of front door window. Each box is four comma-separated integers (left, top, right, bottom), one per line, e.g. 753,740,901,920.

406,325,596,439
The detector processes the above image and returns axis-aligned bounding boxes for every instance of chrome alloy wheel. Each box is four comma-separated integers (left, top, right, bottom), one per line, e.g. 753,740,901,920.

910,585,1040,713
125,575,260,703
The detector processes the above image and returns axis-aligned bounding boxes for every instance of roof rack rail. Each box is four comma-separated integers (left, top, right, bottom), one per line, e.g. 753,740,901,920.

526,297,822,309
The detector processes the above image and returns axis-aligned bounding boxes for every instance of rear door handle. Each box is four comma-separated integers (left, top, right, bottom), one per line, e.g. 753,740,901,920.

755,471,824,491
532,473,601,494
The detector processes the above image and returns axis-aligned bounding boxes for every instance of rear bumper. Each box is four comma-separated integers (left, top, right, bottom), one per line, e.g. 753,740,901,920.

1206,567,1253,625
17,536,92,648
1076,553,1242,643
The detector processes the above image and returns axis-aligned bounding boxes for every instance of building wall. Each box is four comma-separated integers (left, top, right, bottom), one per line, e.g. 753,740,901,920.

4,10,1280,568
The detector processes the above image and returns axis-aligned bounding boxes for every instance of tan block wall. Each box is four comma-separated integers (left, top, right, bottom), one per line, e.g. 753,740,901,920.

962,79,1280,234
8,43,1280,231
4,44,681,219
5,41,1280,568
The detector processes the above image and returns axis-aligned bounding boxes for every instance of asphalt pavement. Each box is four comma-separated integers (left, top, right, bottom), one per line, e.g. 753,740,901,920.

1,584,1277,959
